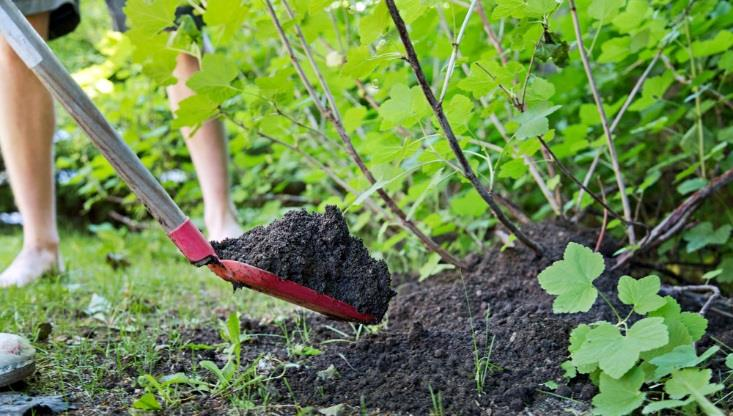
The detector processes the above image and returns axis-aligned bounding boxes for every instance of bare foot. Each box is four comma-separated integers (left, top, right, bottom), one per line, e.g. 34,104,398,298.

0,246,62,288
207,216,243,242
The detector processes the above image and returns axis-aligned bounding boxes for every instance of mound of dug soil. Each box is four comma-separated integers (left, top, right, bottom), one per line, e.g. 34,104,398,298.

140,220,731,415
211,206,394,320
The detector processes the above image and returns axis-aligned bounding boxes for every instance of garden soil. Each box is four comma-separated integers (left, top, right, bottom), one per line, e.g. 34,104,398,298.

211,206,394,321
62,220,733,415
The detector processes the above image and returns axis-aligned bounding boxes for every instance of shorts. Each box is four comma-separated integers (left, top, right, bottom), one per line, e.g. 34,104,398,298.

12,0,80,40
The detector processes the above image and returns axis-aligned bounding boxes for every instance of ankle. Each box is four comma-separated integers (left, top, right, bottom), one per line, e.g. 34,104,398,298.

22,239,59,255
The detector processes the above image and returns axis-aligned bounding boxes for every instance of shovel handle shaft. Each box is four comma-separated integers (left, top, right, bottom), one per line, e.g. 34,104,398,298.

0,0,187,232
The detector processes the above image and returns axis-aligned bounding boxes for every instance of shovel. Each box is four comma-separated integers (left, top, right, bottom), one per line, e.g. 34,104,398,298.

0,1,376,324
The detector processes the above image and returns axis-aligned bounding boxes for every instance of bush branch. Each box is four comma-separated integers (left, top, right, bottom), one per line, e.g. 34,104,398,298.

265,0,466,268
385,0,544,257
614,167,733,269
568,0,636,244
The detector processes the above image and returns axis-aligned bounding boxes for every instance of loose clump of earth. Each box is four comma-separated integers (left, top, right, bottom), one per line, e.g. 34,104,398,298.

211,206,394,321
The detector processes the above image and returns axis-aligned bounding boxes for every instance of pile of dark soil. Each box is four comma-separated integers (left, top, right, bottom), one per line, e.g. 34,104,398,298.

211,206,394,320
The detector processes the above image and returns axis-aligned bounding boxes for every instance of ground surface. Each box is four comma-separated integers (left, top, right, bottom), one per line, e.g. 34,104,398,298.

1,222,732,415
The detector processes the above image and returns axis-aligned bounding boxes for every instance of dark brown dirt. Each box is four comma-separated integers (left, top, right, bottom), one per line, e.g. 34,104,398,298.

49,220,733,415
211,206,394,320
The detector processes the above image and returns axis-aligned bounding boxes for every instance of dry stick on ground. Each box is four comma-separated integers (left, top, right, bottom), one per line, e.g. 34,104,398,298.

661,284,721,316
614,167,733,269
385,0,544,257
265,0,466,268
568,0,636,244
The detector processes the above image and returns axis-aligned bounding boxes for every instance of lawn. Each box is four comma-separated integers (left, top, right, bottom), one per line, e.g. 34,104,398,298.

0,225,295,413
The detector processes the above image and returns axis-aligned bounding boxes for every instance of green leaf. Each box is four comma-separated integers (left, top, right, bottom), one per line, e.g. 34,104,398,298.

691,31,733,58
573,318,668,379
725,354,733,370
588,0,624,21
172,94,219,129
359,2,390,45
642,398,694,414
677,178,708,195
132,392,162,410
617,275,665,314
514,105,562,139
186,54,239,103
378,84,431,129
598,37,631,63
450,190,488,218
683,222,732,252
493,0,528,19
664,369,724,416
445,94,474,134
592,367,645,416
650,345,720,379
204,0,248,45
538,242,604,313
344,106,367,134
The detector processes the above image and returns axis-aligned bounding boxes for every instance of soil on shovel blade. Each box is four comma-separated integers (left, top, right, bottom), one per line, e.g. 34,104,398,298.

211,206,395,321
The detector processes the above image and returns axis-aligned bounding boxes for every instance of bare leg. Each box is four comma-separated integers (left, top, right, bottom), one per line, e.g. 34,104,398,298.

0,13,62,288
167,53,242,241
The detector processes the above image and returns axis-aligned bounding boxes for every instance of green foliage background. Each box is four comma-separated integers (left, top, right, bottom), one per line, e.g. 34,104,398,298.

1,0,732,278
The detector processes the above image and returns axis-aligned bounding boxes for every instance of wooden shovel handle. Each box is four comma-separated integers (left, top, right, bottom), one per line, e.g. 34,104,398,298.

0,0,187,232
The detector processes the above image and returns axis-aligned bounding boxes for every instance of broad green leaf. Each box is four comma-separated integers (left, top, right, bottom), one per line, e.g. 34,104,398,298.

457,63,498,98
588,0,624,21
665,369,724,416
642,398,694,414
598,37,631,63
617,275,665,314
592,367,645,416
359,2,390,45
445,95,474,134
677,178,708,195
344,106,367,133
514,105,562,139
573,318,668,379
342,46,379,78
378,84,431,129
450,190,487,218
173,94,219,129
124,0,179,32
726,354,733,370
493,0,527,19
524,77,556,103
691,31,733,58
612,0,648,33
499,158,528,179
204,0,248,45
186,54,240,103
526,0,557,17
538,242,604,313
650,345,719,379
683,223,732,252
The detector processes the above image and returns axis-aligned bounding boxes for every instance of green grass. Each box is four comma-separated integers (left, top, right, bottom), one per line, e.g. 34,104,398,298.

0,225,292,409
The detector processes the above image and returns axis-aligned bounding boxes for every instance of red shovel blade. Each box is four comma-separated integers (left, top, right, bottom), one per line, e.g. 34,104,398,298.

168,219,377,324
208,260,377,323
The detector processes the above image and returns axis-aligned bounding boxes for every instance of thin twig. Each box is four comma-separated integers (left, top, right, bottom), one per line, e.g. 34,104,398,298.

438,0,478,103
266,0,466,268
385,0,544,257
568,0,635,244
475,1,507,66
614,166,733,268
660,284,721,316
595,183,608,252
